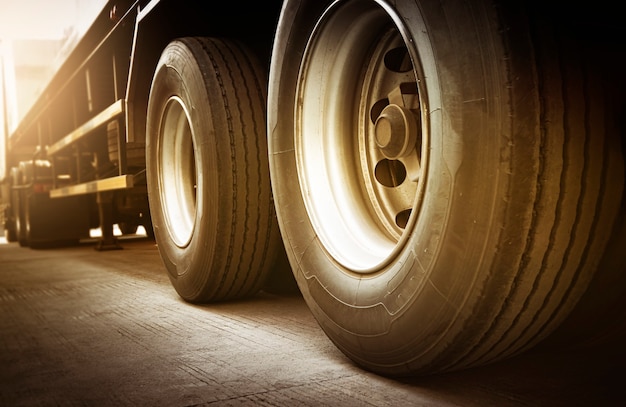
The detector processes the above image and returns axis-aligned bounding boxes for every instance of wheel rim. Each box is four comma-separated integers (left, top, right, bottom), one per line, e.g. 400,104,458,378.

158,96,197,248
296,1,427,273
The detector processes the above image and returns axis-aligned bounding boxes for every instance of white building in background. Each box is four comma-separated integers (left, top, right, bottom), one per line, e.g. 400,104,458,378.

2,37,65,132
1,39,18,138
0,0,107,136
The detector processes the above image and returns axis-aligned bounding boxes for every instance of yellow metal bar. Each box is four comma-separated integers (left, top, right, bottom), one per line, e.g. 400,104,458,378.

49,174,134,198
47,99,125,156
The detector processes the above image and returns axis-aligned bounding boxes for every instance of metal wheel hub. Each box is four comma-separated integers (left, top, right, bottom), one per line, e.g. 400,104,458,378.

158,96,197,248
296,0,427,273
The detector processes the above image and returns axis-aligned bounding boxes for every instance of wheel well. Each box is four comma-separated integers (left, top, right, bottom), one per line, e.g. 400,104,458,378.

126,1,283,145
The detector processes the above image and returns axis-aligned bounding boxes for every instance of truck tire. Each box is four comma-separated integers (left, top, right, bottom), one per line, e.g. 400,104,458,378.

15,194,28,247
14,162,32,247
267,0,624,375
3,168,20,243
3,222,17,243
25,193,88,249
118,221,138,236
146,37,282,302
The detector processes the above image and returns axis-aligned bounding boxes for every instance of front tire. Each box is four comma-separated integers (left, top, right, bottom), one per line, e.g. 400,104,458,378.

268,0,624,375
147,37,282,302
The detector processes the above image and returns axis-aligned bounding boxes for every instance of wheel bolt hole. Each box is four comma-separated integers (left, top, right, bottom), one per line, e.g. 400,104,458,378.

384,47,412,73
375,159,406,188
370,98,389,124
395,209,412,229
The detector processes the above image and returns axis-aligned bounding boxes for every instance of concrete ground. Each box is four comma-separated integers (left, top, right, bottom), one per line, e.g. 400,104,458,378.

0,236,624,406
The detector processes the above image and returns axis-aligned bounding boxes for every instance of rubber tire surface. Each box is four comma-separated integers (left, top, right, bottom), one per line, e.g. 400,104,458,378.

147,37,282,302
268,0,624,376
3,219,17,243
14,163,31,247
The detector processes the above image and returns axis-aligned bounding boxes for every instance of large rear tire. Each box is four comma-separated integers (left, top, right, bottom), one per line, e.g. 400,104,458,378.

146,37,282,302
268,0,624,376
13,161,90,249
14,163,31,247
